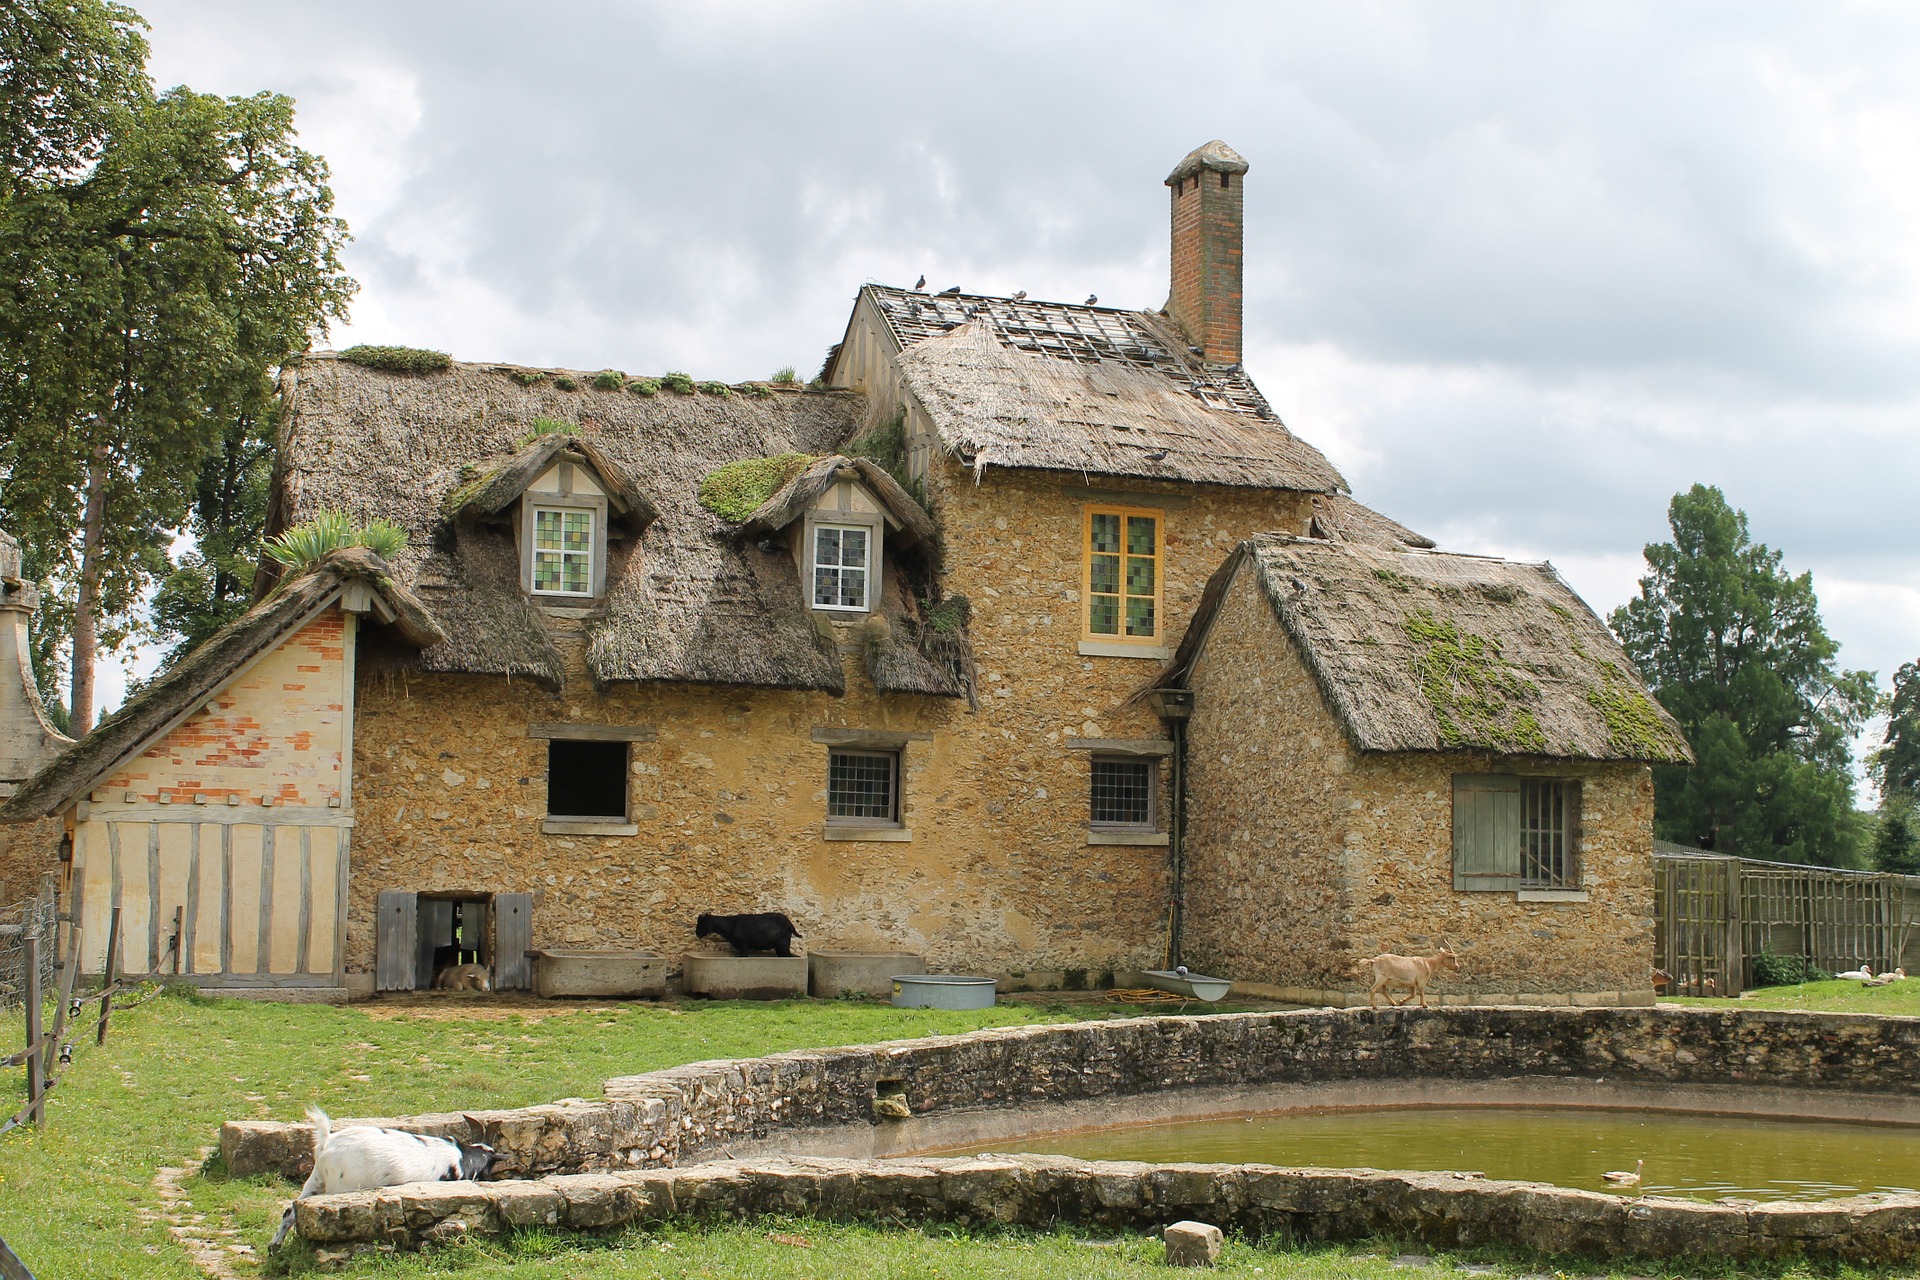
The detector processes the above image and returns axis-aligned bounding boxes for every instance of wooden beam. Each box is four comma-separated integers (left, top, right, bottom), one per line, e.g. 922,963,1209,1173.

526,723,657,742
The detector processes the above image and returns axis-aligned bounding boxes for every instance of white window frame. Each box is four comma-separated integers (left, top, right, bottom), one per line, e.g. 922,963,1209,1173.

522,499,604,599
810,521,874,612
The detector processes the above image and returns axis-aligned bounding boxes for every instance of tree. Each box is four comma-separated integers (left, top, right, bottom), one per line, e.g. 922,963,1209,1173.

1611,484,1876,866
1871,800,1920,876
0,2,354,729
1872,661,1920,805
148,405,275,662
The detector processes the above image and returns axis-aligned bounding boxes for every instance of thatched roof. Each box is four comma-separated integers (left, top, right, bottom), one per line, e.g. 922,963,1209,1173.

270,355,967,697
1308,493,1435,550
444,430,658,527
838,286,1348,492
0,548,442,821
1161,534,1692,764
738,455,936,547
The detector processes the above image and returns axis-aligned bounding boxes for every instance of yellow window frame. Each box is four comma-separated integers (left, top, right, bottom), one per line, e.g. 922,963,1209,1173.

1082,504,1164,643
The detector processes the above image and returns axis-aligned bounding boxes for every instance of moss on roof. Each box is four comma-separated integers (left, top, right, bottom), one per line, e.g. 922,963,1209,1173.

697,454,817,523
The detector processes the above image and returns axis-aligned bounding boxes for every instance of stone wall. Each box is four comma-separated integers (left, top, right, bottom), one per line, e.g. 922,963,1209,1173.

229,1006,1920,1264
344,461,1313,984
1181,565,1656,1004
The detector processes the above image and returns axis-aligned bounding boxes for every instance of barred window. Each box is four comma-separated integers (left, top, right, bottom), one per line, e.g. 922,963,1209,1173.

813,524,871,610
827,749,897,823
1521,778,1575,889
1091,756,1154,828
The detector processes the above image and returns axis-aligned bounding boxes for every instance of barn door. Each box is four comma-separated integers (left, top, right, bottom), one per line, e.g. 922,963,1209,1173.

375,890,418,991
492,892,532,991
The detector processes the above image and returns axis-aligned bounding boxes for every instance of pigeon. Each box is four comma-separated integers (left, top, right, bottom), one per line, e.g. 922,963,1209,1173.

1145,448,1170,462
939,285,962,295
1175,965,1189,976
913,274,926,290
1084,293,1098,306
1011,289,1027,301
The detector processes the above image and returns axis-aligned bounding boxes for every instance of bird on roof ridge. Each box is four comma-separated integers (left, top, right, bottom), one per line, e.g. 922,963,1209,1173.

939,285,962,295
1012,290,1027,301
1085,293,1099,306
914,275,926,290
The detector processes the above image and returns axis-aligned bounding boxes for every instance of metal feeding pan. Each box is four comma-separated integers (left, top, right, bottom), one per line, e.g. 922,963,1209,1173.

1143,970,1233,1001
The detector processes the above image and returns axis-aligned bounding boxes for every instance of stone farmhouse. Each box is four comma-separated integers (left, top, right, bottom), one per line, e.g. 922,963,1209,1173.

0,141,1690,1004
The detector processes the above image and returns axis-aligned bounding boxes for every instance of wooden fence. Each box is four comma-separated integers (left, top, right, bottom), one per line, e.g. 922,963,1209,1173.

1655,850,1920,995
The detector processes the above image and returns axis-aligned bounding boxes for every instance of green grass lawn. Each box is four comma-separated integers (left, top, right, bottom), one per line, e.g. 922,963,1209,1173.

0,987,1899,1280
1665,978,1920,1015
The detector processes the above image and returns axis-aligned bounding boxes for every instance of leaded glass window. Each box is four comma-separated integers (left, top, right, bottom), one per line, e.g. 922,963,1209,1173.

531,507,595,597
1086,507,1159,640
1091,757,1155,828
813,524,871,610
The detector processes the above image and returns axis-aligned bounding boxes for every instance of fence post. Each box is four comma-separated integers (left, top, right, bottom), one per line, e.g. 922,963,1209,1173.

22,936,42,1128
41,923,81,1087
1723,858,1744,998
96,907,121,1047
0,1233,35,1280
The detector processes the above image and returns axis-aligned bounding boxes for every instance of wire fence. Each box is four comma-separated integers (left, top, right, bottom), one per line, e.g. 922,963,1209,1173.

0,883,56,1013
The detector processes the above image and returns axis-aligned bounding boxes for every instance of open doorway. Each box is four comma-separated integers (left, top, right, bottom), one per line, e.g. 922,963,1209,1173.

375,890,532,992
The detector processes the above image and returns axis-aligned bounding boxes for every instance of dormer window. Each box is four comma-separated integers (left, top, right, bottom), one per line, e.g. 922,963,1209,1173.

531,506,595,596
812,524,871,611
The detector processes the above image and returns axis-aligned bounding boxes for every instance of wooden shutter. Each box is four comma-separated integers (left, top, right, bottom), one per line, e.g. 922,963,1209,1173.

416,898,454,989
375,890,417,991
492,892,533,991
1453,774,1522,891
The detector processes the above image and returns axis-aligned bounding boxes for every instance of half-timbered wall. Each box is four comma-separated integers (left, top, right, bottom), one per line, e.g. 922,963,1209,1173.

69,610,356,985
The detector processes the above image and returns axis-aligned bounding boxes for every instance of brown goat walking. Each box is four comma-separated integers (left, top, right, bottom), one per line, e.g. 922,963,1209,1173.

1356,949,1459,1008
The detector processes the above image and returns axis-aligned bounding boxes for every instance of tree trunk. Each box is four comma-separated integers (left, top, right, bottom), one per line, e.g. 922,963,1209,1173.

68,444,108,734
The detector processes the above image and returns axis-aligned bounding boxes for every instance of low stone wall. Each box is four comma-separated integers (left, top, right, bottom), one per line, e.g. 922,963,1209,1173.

293,1154,1920,1264
225,1005,1920,1186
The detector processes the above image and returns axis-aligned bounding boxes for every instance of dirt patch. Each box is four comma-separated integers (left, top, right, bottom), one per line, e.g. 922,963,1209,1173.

150,1153,249,1280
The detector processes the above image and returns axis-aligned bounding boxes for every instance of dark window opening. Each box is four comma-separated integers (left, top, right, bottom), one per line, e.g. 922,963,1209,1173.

1092,757,1154,828
416,894,490,990
1521,778,1575,889
828,749,898,823
1219,171,1230,189
548,739,627,818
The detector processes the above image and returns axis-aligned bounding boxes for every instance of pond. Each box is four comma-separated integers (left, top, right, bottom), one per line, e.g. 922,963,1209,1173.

946,1105,1920,1202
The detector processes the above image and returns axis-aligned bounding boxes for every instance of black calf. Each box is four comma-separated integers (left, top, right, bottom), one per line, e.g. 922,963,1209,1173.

695,911,803,957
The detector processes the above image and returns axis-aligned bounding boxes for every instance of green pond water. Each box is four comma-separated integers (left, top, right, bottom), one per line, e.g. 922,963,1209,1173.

949,1106,1920,1202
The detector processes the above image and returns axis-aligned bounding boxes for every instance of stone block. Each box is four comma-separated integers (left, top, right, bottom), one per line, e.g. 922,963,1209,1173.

809,950,927,999
532,950,667,999
682,954,809,1000
1164,1220,1223,1267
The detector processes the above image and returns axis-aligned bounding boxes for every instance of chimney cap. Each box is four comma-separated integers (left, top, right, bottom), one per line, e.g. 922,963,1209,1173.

1165,140,1249,186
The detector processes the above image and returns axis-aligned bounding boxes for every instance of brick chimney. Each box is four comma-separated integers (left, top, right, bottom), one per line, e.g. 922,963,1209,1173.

1165,140,1249,366
0,529,70,797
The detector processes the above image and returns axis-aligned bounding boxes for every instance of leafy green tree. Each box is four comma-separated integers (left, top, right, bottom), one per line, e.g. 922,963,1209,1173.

148,407,276,662
1871,800,1920,875
1872,661,1920,805
0,1,354,730
1611,484,1876,866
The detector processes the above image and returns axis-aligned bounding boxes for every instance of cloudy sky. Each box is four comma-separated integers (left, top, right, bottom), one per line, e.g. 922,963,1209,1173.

113,1,1919,779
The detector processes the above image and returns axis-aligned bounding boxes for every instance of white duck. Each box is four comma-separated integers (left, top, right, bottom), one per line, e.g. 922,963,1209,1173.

1837,964,1875,981
1602,1159,1643,1187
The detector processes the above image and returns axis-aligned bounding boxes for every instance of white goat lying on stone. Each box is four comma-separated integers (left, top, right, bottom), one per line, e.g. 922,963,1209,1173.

1356,948,1459,1008
270,1107,495,1249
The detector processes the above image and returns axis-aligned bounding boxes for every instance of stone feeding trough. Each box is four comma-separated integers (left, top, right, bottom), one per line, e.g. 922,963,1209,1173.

808,951,927,1000
680,953,808,1000
531,950,666,1000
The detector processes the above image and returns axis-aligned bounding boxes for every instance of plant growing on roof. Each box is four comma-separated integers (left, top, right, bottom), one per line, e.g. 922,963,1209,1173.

262,509,408,574
1401,608,1546,753
742,382,771,398
338,345,450,374
552,374,578,391
772,366,797,384
846,406,927,509
697,453,815,522
515,416,578,447
590,369,625,391
661,371,695,394
508,369,548,387
698,380,731,397
627,377,660,396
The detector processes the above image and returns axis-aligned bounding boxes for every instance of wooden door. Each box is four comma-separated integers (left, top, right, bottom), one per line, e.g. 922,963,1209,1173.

375,890,417,991
492,892,532,991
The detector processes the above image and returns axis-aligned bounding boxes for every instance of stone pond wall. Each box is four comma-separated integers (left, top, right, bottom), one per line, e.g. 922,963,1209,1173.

228,1005,1920,1263
1183,565,1656,1004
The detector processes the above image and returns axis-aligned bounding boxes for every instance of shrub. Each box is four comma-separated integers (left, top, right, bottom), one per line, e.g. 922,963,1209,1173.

743,383,772,398
628,378,661,396
1751,952,1834,987
661,371,695,394
591,369,626,391
509,369,548,387
516,415,578,446
264,510,409,573
697,453,815,522
553,374,579,391
698,381,732,397
338,345,451,374
772,365,797,384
